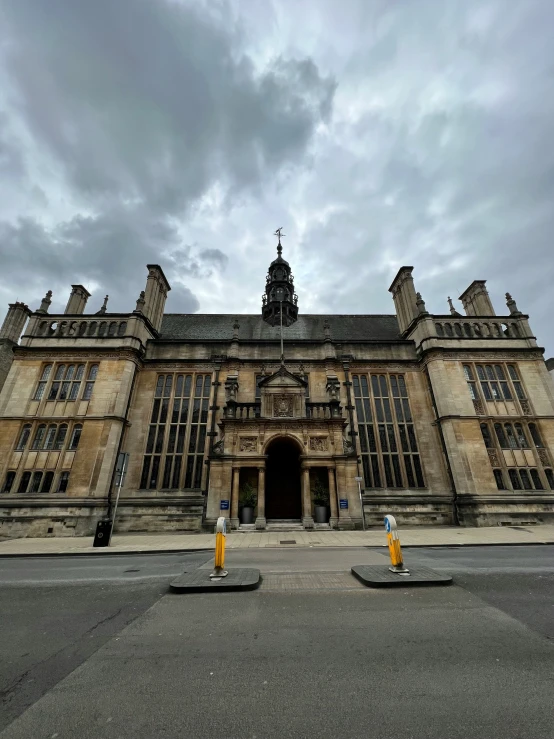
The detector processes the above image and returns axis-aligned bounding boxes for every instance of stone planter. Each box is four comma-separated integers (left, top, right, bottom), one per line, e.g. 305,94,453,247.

240,506,254,525
314,505,329,523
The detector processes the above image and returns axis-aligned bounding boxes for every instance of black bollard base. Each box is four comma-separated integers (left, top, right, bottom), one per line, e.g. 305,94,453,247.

351,565,452,588
169,568,261,593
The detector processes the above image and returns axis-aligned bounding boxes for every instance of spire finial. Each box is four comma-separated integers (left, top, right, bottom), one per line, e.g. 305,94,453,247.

96,294,109,315
447,296,460,315
274,227,285,257
416,292,428,315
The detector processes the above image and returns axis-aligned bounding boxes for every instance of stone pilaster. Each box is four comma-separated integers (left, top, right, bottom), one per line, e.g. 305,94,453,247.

301,465,314,528
255,466,266,529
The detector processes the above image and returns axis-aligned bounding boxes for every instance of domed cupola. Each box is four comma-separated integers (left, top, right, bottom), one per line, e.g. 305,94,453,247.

261,228,298,327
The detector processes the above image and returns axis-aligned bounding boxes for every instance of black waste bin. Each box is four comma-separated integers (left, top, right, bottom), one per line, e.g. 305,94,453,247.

93,519,113,547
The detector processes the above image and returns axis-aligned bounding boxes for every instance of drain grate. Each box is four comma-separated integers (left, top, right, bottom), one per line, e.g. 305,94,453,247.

280,540,297,545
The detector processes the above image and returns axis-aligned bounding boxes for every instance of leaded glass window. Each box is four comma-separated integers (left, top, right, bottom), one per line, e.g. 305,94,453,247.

353,373,424,489
140,373,213,490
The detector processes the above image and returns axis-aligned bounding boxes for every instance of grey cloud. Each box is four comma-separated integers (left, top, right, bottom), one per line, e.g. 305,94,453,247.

2,0,335,212
0,0,553,357
0,209,201,313
0,0,334,317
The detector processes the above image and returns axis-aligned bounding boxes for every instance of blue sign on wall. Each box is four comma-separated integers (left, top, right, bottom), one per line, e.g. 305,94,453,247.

220,500,230,510
339,499,348,509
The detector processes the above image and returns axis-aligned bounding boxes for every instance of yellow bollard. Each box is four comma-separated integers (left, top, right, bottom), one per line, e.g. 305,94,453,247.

384,515,410,575
210,516,228,579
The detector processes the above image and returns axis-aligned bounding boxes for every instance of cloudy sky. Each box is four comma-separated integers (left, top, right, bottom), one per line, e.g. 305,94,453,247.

1,0,553,354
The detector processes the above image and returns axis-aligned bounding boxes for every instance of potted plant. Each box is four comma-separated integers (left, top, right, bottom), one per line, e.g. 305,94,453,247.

239,481,257,524
313,478,330,523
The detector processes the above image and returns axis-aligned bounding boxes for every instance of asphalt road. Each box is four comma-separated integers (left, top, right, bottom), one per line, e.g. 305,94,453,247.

1,546,553,739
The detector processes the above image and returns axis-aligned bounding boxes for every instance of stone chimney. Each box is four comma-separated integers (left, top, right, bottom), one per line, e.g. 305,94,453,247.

388,266,420,334
142,264,171,332
0,302,32,343
65,285,91,315
459,280,495,317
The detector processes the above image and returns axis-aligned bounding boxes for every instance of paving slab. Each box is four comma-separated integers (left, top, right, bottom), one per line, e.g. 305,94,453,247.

351,564,453,587
169,567,260,593
1,524,554,556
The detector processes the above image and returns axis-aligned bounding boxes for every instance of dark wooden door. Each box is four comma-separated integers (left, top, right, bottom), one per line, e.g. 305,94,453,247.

265,438,302,519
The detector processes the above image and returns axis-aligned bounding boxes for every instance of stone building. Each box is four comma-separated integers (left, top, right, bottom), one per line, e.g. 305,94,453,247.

1,239,554,537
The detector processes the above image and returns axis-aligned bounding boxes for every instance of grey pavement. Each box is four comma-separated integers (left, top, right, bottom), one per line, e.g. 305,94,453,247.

2,523,554,556
1,546,554,738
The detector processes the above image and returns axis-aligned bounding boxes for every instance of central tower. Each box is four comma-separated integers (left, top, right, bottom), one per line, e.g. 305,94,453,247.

261,229,298,328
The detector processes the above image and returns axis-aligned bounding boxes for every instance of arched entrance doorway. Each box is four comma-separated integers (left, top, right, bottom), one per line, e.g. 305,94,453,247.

265,437,302,520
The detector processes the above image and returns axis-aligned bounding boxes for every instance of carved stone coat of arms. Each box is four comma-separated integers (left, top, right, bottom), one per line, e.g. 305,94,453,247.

273,394,294,417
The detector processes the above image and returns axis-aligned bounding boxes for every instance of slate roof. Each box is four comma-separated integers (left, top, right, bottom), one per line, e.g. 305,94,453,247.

159,314,401,342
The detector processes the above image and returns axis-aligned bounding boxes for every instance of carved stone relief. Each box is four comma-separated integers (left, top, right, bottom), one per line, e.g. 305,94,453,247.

538,448,550,466
239,437,258,452
212,438,225,456
473,399,485,415
487,448,500,467
343,436,355,455
273,394,294,417
309,437,328,452
520,399,532,415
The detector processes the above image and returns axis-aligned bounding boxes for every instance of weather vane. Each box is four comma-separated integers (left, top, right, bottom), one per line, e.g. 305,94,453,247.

274,227,285,256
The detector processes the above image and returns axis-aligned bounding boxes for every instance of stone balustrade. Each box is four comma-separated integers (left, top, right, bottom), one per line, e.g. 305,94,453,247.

433,318,523,340
33,317,129,339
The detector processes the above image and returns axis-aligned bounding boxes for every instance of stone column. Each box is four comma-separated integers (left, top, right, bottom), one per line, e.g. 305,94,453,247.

230,467,240,530
255,466,266,529
301,465,314,529
328,467,338,529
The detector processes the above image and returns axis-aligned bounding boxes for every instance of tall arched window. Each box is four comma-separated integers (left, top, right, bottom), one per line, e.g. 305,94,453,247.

40,471,54,493
445,323,453,337
504,424,518,449
528,423,543,448
117,321,127,336
463,323,472,337
494,423,508,449
34,364,53,401
16,424,32,451
43,424,58,450
69,364,86,400
519,469,532,490
78,321,87,336
30,471,43,493
545,469,554,489
108,321,117,336
53,424,68,451
435,323,444,336
18,471,32,493
508,469,521,489
31,424,47,450
454,323,463,336
98,322,107,336
87,321,97,336
463,365,478,400
529,469,543,490
514,423,529,448
68,424,82,451
83,364,99,400
480,423,492,448
493,469,506,490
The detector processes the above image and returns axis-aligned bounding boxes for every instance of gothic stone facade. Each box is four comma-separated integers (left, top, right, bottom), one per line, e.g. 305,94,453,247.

1,259,554,538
